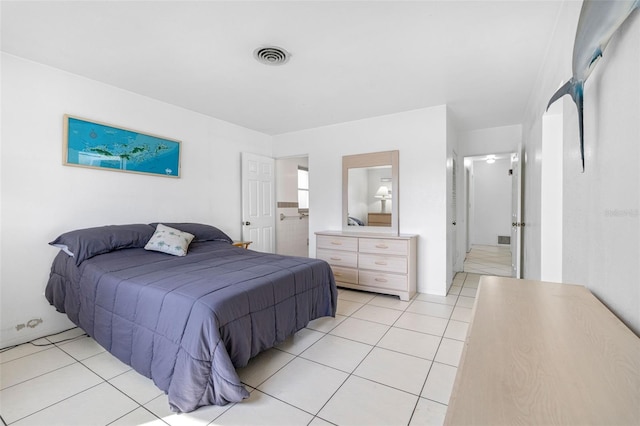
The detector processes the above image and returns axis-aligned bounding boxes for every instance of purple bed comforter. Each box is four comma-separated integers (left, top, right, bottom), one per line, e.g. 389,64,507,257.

45,241,337,412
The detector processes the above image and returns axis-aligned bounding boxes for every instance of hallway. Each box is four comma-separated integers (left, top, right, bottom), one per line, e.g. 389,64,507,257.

463,245,511,277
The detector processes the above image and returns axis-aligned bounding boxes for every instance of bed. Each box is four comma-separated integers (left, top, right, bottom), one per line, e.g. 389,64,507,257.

45,223,337,413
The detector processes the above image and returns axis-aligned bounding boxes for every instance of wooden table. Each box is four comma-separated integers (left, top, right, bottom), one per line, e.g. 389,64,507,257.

445,276,640,425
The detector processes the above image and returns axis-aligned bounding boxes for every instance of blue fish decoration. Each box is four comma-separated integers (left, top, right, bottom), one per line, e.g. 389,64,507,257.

547,0,639,171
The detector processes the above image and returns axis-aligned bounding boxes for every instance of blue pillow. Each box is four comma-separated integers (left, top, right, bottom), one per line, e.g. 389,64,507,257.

49,224,156,265
148,223,232,244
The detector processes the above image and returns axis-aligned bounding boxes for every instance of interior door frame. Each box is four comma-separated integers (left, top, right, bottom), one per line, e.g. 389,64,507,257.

510,150,523,278
450,151,459,272
465,167,471,254
462,151,522,278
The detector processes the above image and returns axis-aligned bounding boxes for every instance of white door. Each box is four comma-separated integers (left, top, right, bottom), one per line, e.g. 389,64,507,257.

510,152,523,278
241,152,275,253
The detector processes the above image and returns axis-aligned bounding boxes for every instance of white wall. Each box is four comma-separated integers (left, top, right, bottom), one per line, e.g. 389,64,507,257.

0,54,272,347
521,2,578,282
564,9,640,334
273,106,450,295
471,158,512,246
521,3,640,335
460,124,521,158
275,156,309,256
540,102,563,282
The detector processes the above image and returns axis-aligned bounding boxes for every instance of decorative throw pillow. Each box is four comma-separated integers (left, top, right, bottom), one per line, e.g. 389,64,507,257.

144,224,195,256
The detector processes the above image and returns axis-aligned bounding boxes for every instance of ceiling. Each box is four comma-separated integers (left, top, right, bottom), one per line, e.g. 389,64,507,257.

1,1,568,136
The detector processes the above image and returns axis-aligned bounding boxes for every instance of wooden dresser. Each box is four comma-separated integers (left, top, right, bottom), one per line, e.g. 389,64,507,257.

445,276,640,425
315,231,417,301
367,213,391,227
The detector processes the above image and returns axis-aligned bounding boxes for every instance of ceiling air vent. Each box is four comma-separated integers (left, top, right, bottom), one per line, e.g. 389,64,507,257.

254,46,290,66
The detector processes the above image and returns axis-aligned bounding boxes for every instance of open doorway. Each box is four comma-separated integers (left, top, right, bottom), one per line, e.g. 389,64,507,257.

463,153,515,277
275,156,310,257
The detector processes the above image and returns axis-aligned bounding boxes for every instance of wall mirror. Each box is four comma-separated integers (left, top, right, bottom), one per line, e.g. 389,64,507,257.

342,150,399,234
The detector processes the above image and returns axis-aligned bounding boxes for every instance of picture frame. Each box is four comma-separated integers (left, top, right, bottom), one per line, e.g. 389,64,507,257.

63,114,181,178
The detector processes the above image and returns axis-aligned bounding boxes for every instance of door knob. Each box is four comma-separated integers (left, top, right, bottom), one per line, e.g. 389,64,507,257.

452,221,457,226
243,221,251,226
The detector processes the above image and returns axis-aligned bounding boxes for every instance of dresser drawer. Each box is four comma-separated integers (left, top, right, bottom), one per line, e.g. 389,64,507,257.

359,238,408,256
330,266,358,284
317,248,358,268
359,253,407,274
359,270,408,291
317,235,358,252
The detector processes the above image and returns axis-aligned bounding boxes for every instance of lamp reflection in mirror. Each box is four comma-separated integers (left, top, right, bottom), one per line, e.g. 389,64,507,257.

375,185,392,213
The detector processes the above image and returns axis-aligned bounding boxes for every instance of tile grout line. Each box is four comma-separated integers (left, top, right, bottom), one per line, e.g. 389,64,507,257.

0,347,77,391
240,297,380,423
5,382,106,425
308,291,416,424
336,283,470,425
2,332,165,426
409,271,468,425
106,405,170,426
246,300,368,423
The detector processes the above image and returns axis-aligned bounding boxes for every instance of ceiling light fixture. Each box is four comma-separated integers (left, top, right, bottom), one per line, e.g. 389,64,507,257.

254,46,290,66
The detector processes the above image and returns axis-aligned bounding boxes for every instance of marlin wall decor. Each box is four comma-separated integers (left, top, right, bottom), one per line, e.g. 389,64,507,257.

547,0,639,171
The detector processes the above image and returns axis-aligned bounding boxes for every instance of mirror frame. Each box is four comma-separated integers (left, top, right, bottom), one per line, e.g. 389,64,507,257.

342,150,399,234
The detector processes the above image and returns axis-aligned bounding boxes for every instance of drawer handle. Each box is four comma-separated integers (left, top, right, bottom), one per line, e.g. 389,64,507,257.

330,257,342,261
375,278,388,283
375,244,389,249
374,261,387,265
331,241,343,245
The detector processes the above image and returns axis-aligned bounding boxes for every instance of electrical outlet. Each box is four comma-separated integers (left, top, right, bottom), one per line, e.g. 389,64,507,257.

15,318,43,331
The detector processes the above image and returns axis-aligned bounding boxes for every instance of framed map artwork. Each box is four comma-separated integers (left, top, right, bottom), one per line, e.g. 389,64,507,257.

63,115,181,178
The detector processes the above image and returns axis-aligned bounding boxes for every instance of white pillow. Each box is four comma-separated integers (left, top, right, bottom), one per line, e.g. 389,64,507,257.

144,224,195,257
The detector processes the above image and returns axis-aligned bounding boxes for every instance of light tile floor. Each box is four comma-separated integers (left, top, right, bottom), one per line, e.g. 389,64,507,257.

0,273,482,426
463,244,512,277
